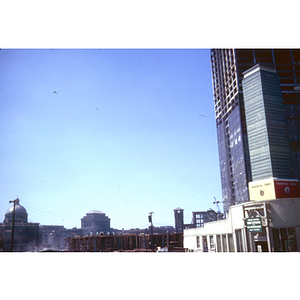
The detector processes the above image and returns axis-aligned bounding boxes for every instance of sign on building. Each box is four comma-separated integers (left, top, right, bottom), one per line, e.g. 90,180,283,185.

248,178,300,201
246,217,262,233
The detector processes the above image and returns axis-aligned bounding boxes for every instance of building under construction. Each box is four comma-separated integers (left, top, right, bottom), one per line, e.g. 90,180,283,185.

67,232,184,252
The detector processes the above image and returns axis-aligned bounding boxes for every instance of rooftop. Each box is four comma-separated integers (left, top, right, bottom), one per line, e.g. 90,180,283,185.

87,210,105,214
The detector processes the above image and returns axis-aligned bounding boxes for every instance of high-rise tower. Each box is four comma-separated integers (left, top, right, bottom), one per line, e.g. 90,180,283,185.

211,49,300,215
243,64,293,181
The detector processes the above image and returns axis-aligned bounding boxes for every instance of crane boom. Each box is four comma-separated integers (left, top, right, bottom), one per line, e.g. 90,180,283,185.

213,197,221,213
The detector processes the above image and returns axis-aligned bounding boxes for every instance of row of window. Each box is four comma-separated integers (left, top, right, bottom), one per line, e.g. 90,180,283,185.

196,233,236,252
194,227,298,252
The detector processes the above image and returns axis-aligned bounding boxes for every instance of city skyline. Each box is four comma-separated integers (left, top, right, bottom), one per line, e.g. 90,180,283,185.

0,49,221,230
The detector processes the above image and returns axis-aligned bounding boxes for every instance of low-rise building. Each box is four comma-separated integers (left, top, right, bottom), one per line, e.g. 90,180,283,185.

184,178,300,252
183,209,223,230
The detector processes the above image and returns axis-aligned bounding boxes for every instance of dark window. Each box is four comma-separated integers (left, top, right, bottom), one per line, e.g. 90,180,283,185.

228,234,235,252
222,235,228,252
272,227,298,252
216,235,222,252
203,236,208,252
235,229,243,252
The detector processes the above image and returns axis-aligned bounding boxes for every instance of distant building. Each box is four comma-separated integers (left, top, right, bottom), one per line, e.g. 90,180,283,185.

0,198,39,252
39,225,72,251
183,209,223,230
81,210,111,235
38,210,113,251
173,207,184,233
0,202,175,251
192,210,218,227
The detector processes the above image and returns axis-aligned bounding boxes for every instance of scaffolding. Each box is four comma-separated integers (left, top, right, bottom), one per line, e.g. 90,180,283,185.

66,232,184,252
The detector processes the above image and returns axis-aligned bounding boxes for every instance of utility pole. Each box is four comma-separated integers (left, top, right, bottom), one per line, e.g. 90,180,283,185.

148,212,154,251
9,198,17,252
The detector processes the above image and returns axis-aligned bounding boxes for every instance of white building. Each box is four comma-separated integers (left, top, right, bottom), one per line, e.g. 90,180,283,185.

184,178,300,252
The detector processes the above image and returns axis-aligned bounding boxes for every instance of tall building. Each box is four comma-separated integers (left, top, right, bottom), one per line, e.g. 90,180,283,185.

211,49,300,214
243,64,293,181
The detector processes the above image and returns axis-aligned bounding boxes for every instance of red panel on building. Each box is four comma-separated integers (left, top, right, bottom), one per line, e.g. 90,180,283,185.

274,180,300,198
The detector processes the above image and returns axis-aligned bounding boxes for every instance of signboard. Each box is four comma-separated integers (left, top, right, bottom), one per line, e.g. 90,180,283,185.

274,180,300,198
249,179,275,200
249,178,300,201
246,217,262,233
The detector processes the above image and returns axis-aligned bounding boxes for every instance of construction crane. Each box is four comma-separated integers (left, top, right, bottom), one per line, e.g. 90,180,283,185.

213,197,222,214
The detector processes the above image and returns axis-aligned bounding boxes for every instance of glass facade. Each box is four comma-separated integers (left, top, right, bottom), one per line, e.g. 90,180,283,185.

211,49,300,215
243,65,293,180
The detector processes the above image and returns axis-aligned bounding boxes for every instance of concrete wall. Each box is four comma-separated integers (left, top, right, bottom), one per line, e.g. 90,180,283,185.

269,199,300,228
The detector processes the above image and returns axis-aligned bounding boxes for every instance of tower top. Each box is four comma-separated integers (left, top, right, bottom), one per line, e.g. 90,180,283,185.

243,63,276,78
173,207,183,211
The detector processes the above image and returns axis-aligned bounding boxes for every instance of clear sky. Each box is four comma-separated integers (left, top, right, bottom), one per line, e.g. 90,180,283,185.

0,49,221,230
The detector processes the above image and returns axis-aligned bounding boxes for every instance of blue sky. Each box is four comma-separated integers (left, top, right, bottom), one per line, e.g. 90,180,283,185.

0,49,221,229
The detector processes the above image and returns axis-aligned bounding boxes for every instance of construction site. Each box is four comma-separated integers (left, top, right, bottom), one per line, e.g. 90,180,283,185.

67,232,184,252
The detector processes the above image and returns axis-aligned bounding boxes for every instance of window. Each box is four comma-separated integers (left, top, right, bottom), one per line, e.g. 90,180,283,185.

222,235,228,252
210,235,215,251
203,236,208,252
196,236,200,248
272,227,298,252
235,229,243,252
228,234,235,252
216,235,222,252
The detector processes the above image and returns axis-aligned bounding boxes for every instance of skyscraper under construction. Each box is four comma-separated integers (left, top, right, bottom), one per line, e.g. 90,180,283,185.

210,49,300,215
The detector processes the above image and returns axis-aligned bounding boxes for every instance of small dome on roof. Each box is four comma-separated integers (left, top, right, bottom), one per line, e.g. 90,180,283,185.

4,198,28,223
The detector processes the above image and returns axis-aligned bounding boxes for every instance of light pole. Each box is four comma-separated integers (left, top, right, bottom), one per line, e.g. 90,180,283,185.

148,212,154,251
9,198,17,252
